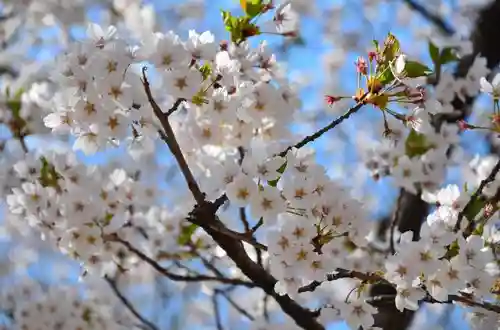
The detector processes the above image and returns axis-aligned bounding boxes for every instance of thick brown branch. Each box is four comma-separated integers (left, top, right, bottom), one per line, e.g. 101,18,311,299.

190,202,324,330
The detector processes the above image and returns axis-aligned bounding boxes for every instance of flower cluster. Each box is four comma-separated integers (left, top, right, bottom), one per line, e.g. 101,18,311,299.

19,18,500,330
6,150,168,277
1,1,500,330
0,278,135,330
44,22,300,162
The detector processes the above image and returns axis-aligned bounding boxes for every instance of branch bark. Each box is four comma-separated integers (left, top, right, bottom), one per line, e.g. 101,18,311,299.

142,69,325,330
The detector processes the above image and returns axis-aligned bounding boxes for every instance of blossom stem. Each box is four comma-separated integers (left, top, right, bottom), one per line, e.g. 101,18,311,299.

104,275,159,330
141,67,205,205
277,95,367,157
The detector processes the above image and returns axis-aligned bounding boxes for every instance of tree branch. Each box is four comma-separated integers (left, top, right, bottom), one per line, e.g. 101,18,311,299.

141,60,374,330
402,0,456,36
215,288,255,321
141,67,205,205
189,202,325,330
277,97,366,157
298,269,387,293
104,275,159,330
212,294,224,330
113,237,256,288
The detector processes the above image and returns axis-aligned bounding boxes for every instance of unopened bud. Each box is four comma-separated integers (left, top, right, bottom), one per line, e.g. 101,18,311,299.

325,95,341,105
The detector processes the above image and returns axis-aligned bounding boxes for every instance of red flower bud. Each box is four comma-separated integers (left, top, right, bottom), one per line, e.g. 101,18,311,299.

325,95,341,105
458,120,471,131
368,51,377,62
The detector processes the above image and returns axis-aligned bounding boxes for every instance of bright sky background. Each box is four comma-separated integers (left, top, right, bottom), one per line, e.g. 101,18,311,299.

1,0,492,329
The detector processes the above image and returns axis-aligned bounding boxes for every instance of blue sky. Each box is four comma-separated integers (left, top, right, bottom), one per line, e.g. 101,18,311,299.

1,0,488,329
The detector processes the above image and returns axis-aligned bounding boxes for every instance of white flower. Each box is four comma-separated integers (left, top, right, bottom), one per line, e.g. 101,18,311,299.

456,236,493,270
163,68,203,100
250,186,285,224
392,155,424,194
272,3,299,34
139,31,190,70
395,54,406,75
86,23,117,48
480,73,500,97
426,272,449,301
395,282,425,312
185,30,217,60
226,172,258,207
340,298,377,330
406,107,432,134
73,125,102,155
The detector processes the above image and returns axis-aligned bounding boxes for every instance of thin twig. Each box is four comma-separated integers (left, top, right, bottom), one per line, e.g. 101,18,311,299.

166,98,186,116
142,66,323,330
298,268,386,293
212,294,224,330
263,293,270,321
196,220,268,251
215,288,255,321
114,237,256,287
104,276,159,330
239,207,251,233
141,67,205,205
251,218,264,233
277,97,366,158
422,292,500,314
19,135,28,153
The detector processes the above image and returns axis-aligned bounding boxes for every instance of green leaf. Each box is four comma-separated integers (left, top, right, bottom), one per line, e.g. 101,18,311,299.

221,10,239,33
220,10,259,43
277,161,287,174
177,223,198,245
6,87,24,118
382,33,400,62
444,240,460,260
378,68,395,85
428,40,439,64
440,47,459,65
241,0,264,18
199,63,212,80
466,197,485,219
103,212,114,226
404,60,432,78
405,129,432,157
267,178,279,187
472,221,485,236
268,161,287,187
